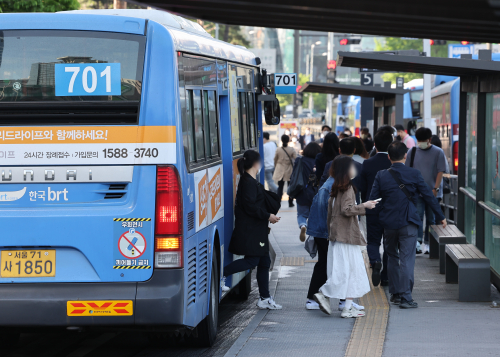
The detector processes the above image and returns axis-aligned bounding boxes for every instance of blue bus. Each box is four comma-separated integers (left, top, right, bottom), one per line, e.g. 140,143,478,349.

0,9,267,346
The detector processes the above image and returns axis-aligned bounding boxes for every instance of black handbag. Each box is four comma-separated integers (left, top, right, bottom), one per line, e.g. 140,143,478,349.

263,190,281,215
287,157,305,198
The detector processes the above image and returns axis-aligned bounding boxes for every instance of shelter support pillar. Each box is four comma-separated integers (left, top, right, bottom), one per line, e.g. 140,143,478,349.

457,89,467,233
395,94,404,126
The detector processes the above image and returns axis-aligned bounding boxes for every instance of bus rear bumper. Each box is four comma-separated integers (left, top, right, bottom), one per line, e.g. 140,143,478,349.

0,269,184,327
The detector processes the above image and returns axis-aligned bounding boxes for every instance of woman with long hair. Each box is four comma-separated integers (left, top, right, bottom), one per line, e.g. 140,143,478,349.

273,134,297,207
222,150,283,310
290,142,322,242
352,136,369,162
313,155,378,318
315,132,339,180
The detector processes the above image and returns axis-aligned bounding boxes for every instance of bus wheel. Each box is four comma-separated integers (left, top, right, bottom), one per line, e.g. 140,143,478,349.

196,258,219,347
236,272,252,300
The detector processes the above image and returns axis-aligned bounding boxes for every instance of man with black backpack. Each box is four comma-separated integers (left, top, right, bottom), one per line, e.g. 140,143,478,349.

370,141,446,309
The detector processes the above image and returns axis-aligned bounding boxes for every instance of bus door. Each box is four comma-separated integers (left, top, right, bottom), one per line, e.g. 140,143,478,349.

178,55,224,326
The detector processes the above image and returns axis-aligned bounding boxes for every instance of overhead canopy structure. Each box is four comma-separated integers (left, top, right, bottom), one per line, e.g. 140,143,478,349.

136,0,500,43
300,82,408,97
337,51,500,77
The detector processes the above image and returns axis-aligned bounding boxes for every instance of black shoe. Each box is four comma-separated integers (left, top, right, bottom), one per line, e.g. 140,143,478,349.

390,294,401,305
380,280,389,287
371,261,382,286
416,248,422,254
289,202,295,208
399,298,418,309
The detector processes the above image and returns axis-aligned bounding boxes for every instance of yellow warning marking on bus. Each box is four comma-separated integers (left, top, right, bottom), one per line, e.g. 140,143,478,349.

67,300,133,316
113,266,151,269
113,218,152,221
0,126,176,144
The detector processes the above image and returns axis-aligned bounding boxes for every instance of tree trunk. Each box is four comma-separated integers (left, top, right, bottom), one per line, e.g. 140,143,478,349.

223,25,229,43
114,0,127,9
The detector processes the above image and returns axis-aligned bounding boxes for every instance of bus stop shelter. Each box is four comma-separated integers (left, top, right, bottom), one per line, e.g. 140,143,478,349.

299,82,409,130
337,50,500,288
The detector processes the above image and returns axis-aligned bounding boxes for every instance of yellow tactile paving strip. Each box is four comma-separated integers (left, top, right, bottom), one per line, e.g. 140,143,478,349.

345,250,389,357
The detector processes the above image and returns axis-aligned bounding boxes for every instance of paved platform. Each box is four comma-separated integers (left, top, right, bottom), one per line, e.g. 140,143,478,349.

228,204,500,357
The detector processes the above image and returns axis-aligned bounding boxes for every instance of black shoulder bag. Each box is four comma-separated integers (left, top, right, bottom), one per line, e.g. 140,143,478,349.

388,168,415,206
409,147,417,168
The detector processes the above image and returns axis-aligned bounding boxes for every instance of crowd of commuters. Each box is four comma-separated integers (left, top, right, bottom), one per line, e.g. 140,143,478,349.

221,124,448,316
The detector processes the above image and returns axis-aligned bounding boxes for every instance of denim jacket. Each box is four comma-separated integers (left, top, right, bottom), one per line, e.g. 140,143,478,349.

306,177,334,239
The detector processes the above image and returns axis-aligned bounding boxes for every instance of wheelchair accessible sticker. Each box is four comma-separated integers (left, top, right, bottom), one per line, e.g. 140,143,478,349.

113,218,152,269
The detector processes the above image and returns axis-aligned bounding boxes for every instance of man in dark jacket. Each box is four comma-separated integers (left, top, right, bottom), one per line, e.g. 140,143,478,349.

357,130,393,287
370,141,446,309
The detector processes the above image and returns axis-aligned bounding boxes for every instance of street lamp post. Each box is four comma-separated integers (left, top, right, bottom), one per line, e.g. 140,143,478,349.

309,41,321,111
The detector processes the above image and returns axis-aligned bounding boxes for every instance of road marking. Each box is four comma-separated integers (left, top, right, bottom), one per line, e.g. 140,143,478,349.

345,251,389,357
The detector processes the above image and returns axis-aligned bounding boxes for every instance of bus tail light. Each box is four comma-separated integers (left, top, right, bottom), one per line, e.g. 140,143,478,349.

453,141,459,174
155,166,183,268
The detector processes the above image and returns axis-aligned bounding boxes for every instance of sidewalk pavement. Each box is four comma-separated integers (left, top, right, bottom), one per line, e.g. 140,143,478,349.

225,205,500,357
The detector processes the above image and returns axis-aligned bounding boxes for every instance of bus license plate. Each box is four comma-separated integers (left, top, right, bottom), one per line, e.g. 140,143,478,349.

1,250,56,278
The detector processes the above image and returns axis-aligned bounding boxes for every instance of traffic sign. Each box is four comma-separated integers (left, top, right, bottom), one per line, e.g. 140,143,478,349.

361,73,374,86
396,77,404,88
274,73,297,94
448,44,474,58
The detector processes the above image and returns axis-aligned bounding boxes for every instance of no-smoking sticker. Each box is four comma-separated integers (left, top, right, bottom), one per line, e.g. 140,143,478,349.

113,218,152,270
118,228,146,259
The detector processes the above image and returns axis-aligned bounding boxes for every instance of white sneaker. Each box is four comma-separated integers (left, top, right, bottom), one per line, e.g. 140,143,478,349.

306,300,320,310
257,296,282,310
339,301,364,311
221,276,230,292
299,226,307,242
424,244,430,255
341,307,366,318
313,292,332,315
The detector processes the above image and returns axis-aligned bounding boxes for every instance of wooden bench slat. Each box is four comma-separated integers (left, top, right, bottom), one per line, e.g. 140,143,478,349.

448,244,467,259
462,244,487,260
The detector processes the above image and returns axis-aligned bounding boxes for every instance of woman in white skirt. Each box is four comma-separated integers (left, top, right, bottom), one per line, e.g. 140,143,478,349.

314,155,378,318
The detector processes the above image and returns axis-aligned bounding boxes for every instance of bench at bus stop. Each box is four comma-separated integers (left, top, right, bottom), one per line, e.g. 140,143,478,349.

445,244,491,302
430,224,467,274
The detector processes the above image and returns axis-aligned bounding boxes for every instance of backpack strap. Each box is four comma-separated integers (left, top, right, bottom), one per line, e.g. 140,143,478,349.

409,147,417,168
388,168,413,201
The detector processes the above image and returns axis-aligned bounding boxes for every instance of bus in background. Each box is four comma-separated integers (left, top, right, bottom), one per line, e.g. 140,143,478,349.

337,92,413,135
0,9,274,346
430,78,460,174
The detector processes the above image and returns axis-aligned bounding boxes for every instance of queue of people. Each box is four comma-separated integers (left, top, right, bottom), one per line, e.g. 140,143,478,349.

222,124,447,317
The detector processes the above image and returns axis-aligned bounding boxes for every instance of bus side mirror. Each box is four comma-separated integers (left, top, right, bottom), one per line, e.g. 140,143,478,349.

264,98,280,125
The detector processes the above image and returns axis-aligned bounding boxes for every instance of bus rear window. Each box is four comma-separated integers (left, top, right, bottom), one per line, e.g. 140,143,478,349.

0,30,145,102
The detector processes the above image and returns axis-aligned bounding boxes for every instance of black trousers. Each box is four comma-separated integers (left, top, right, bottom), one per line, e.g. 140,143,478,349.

224,255,271,298
277,180,293,204
366,214,388,281
307,238,329,300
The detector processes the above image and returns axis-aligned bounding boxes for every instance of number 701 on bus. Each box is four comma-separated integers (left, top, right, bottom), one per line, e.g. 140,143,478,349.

55,63,122,96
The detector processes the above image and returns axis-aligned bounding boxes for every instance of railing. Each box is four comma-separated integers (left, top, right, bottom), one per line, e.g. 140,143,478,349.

443,174,458,224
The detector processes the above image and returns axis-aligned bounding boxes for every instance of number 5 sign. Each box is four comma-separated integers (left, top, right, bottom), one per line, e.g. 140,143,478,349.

55,63,121,96
274,73,297,94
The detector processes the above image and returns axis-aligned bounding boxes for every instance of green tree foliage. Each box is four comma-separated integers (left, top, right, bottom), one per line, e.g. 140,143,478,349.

375,37,459,84
200,22,250,48
0,0,80,12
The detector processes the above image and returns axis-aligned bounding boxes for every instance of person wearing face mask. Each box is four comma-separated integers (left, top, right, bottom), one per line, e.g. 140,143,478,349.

274,135,297,207
313,155,378,318
405,127,447,254
290,135,301,155
299,127,315,150
317,125,332,143
222,149,283,310
360,127,374,152
343,128,352,137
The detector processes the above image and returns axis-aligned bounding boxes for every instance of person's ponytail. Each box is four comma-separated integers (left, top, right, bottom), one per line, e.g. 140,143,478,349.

237,150,261,176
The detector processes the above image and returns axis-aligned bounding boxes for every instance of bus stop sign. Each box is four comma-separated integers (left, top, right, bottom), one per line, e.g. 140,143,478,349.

274,73,297,94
